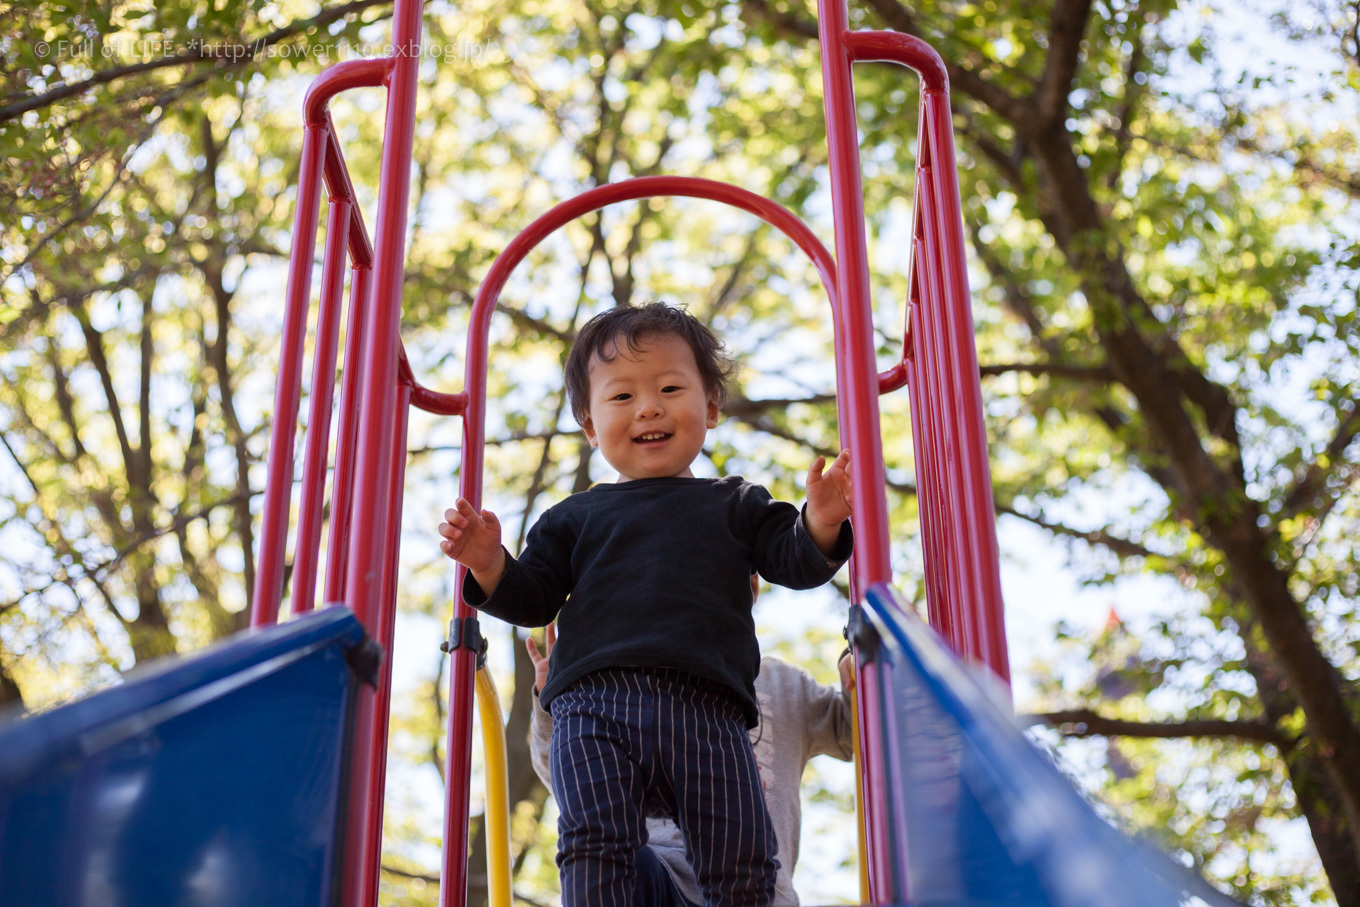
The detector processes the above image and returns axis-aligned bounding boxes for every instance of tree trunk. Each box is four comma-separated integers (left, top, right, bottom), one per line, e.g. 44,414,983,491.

0,662,24,713
1013,121,1360,858
1239,612,1360,903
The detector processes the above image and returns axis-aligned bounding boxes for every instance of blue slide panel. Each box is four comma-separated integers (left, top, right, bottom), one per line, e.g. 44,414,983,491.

859,583,1239,907
0,608,373,907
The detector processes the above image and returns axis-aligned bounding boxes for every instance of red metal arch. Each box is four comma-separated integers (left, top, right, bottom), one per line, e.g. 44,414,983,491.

440,174,860,894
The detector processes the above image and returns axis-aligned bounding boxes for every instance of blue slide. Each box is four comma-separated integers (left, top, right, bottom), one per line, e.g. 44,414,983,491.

857,583,1241,907
0,607,376,907
0,592,1239,906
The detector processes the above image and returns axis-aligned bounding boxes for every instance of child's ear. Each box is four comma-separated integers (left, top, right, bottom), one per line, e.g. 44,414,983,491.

706,397,720,429
582,412,600,448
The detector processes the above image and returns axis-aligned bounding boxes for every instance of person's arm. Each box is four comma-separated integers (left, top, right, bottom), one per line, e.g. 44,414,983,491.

747,481,854,590
525,626,557,791
801,654,856,761
528,696,553,791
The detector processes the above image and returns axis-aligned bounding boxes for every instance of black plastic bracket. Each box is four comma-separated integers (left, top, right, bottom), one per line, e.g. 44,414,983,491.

440,615,488,668
845,604,881,664
344,638,385,688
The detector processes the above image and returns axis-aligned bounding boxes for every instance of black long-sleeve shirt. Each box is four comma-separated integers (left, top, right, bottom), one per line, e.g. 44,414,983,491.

463,475,853,725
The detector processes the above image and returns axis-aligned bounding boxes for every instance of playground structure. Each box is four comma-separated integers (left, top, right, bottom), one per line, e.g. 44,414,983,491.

241,0,1014,900
0,0,1237,905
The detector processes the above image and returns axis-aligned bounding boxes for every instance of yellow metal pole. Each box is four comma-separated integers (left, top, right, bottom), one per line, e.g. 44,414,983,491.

852,682,870,904
475,667,512,907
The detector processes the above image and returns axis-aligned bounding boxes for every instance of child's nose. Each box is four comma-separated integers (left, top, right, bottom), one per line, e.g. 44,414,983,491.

636,396,663,418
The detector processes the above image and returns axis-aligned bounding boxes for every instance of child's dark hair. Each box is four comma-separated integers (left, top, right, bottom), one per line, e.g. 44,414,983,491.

565,303,735,423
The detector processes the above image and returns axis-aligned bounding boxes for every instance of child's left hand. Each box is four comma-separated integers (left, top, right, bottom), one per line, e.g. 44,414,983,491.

806,449,853,529
525,623,556,695
838,649,856,693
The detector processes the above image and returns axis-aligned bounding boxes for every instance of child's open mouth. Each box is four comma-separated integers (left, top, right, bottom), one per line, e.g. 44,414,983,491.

633,432,671,444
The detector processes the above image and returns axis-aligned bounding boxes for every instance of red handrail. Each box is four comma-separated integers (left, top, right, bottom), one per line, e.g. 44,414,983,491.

335,1,424,903
291,198,351,616
844,27,1011,685
245,8,418,907
820,8,1011,899
251,0,1010,903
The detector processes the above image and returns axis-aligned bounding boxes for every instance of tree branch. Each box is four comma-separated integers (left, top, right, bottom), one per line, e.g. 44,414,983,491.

1035,0,1094,127
3,61,222,294
136,291,154,493
197,116,258,617
966,207,1184,494
0,432,133,631
513,394,568,552
722,393,836,417
1282,400,1360,518
1231,131,1360,202
71,302,136,495
957,116,1026,189
996,503,1160,561
1105,30,1147,192
2,369,78,471
855,0,1030,123
1022,708,1291,748
739,0,820,41
980,361,1115,383
41,324,87,461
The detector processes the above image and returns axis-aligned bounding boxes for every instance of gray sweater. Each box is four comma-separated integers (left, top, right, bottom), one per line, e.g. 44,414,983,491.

530,656,854,906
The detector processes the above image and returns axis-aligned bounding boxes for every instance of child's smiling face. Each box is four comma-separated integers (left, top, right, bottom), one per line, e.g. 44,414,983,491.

580,333,719,482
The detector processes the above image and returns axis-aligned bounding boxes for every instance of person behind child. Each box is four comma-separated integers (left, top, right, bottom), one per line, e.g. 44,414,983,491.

438,302,853,907
526,620,856,906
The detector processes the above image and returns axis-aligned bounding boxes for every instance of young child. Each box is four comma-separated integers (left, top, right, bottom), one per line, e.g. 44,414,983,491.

438,302,853,906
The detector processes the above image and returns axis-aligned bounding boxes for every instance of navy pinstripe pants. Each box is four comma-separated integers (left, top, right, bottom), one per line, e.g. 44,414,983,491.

549,668,778,907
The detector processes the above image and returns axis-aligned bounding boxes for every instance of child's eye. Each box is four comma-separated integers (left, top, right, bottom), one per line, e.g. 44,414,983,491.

661,385,680,393
612,392,632,401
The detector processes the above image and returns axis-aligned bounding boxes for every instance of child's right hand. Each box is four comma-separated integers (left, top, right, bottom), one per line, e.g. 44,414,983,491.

439,498,505,576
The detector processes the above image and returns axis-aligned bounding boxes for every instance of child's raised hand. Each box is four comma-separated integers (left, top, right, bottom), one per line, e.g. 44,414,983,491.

439,498,505,575
806,449,853,530
525,622,556,694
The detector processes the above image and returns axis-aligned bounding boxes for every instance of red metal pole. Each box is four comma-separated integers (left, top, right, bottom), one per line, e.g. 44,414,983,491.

816,6,896,901
323,266,372,606
340,16,420,633
251,123,327,629
439,281,492,904
357,381,411,907
816,0,894,594
842,29,1010,683
904,277,955,648
924,96,1010,683
916,171,976,658
293,198,352,615
340,1,424,903
857,661,896,897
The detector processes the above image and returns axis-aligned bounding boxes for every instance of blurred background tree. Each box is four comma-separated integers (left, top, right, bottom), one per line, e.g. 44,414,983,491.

2,0,1358,904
